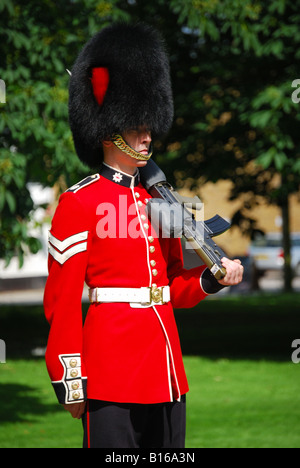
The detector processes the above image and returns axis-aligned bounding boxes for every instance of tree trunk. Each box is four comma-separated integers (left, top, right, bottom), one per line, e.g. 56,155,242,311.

280,184,293,293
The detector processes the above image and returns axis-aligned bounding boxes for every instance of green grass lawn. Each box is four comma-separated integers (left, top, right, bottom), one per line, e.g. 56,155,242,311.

0,359,83,448
185,357,300,448
0,357,299,448
1,293,300,448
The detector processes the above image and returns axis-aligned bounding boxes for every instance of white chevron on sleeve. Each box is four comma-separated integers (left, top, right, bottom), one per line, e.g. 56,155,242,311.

48,231,89,265
49,231,88,252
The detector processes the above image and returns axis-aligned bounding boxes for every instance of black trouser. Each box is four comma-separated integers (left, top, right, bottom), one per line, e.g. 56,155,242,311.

82,396,186,448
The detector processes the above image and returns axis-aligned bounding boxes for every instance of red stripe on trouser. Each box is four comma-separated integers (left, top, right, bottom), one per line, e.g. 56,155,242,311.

86,400,91,448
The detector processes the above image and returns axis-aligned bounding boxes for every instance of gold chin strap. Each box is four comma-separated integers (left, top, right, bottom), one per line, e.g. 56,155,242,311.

112,134,153,161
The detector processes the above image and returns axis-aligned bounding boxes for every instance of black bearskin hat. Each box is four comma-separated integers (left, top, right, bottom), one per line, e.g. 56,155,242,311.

68,22,174,168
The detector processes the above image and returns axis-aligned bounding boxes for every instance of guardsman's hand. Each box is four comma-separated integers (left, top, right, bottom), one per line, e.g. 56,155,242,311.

63,402,86,419
218,258,244,286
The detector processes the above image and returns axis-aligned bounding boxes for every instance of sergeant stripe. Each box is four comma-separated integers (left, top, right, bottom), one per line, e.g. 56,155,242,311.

49,231,88,252
49,242,88,265
48,231,89,265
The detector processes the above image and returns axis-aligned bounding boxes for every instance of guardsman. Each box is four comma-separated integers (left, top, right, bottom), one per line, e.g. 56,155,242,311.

44,22,243,448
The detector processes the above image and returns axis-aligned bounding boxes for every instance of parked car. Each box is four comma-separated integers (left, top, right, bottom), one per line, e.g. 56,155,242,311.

248,232,300,277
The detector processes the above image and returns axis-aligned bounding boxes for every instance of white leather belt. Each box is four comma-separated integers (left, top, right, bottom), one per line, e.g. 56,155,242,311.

89,285,170,308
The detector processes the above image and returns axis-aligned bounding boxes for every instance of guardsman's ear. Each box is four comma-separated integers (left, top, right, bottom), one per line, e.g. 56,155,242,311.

102,140,114,148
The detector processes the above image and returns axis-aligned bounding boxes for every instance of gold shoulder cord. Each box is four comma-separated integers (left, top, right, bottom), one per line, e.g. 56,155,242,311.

112,134,153,161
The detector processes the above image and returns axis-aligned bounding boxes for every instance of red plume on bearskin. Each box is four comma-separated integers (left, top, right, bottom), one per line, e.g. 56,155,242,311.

91,68,110,106
68,22,174,169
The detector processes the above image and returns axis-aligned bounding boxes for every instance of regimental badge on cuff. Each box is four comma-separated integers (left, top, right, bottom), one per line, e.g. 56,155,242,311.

51,354,87,405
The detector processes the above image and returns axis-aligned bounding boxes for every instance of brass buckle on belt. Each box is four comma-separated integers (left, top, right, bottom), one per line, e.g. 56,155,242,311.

150,284,165,305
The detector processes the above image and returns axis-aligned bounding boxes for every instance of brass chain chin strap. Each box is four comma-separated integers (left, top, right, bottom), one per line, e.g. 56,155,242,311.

112,134,153,161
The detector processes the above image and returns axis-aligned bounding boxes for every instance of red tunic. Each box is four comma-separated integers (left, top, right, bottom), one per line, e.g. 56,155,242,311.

44,164,208,405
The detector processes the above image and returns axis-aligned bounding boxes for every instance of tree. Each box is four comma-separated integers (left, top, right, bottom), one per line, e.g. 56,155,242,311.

0,0,129,265
162,0,300,291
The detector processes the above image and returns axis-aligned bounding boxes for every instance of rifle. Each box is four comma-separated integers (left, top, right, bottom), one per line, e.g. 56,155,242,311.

139,159,231,280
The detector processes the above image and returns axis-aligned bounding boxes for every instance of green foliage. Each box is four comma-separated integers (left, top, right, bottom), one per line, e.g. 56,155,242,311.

0,0,130,265
162,0,300,238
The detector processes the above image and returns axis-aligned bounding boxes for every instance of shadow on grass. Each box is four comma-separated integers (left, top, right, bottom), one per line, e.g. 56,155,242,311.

0,383,61,423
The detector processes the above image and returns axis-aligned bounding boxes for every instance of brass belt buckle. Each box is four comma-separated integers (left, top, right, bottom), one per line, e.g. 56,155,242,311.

150,284,165,304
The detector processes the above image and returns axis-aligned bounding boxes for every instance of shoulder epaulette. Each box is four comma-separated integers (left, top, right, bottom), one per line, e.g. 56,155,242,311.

66,174,100,193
